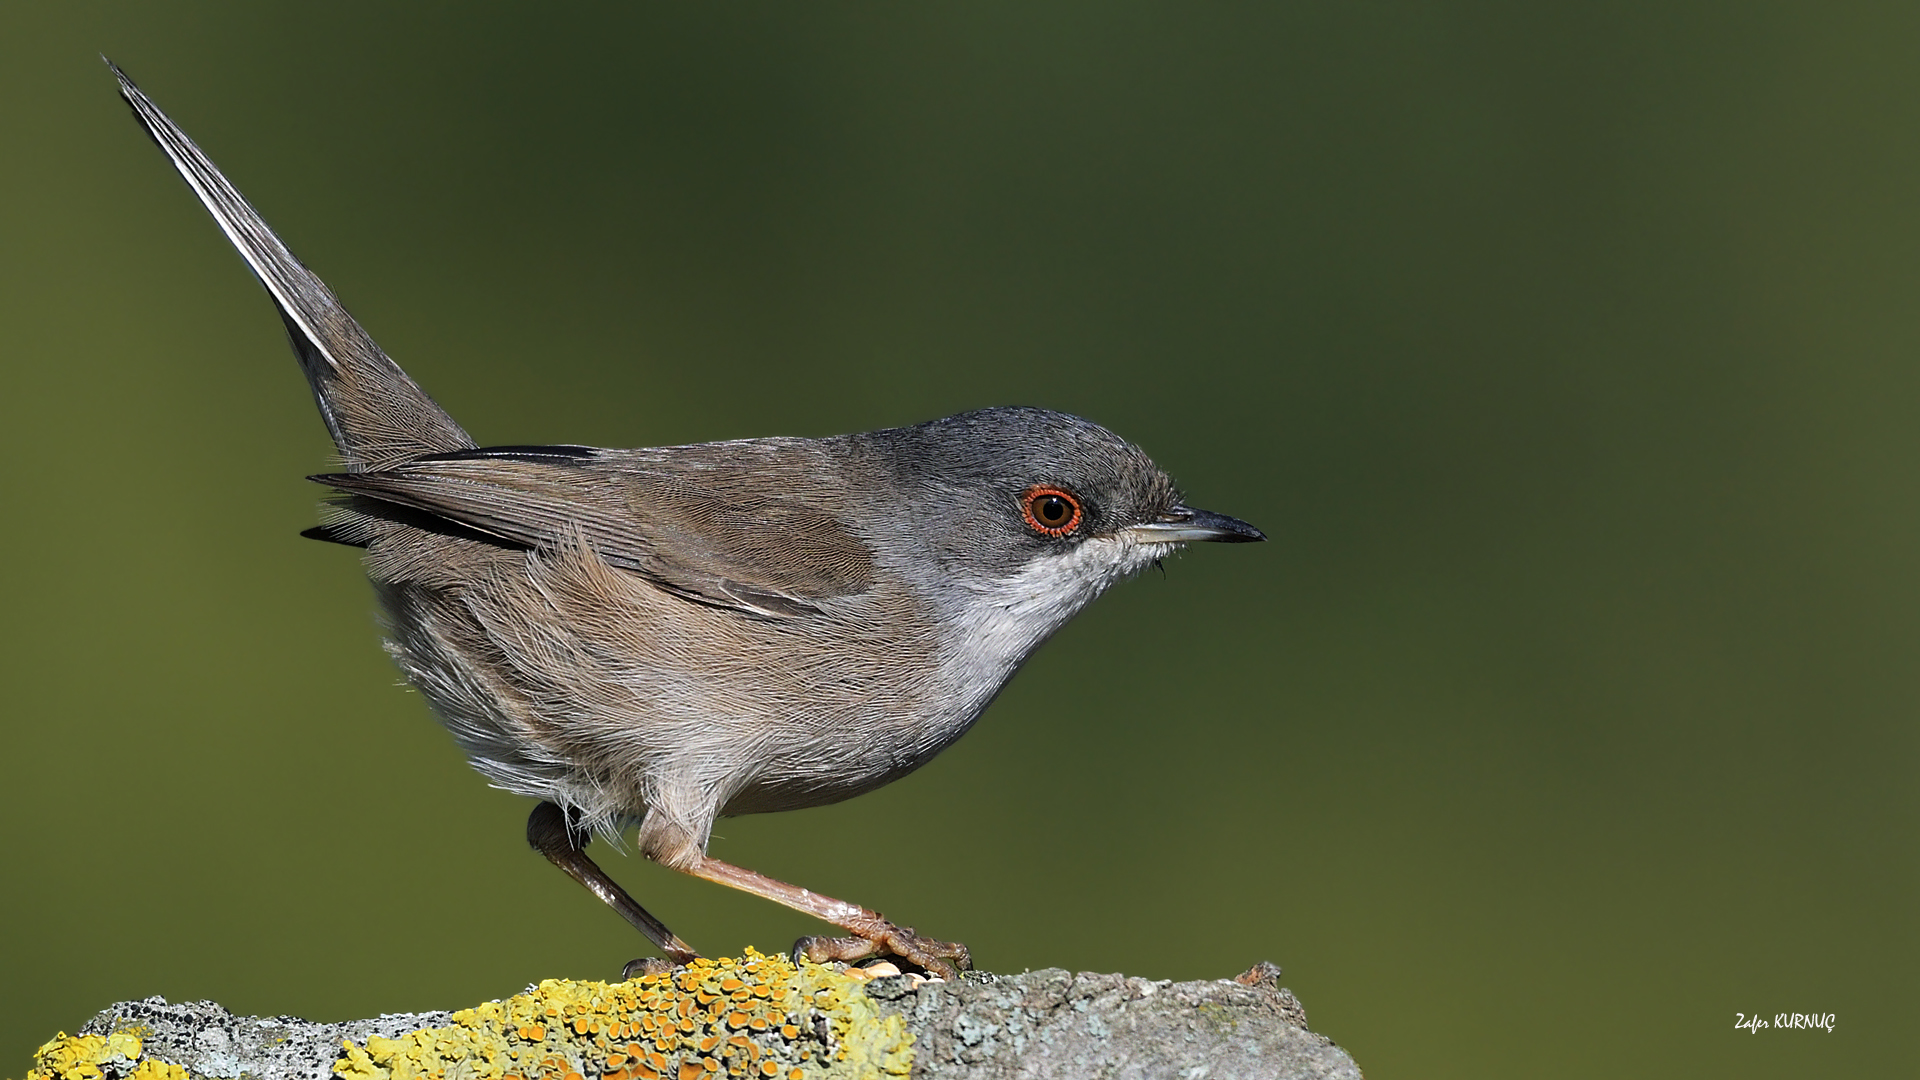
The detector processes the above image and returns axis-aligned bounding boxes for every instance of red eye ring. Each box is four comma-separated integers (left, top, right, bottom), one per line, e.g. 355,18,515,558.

1021,485,1083,537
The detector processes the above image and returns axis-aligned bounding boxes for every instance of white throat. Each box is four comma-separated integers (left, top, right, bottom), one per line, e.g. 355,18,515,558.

936,534,1172,712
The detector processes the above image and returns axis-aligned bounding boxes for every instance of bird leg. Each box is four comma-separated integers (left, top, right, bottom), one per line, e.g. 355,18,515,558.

529,803,966,978
680,855,972,980
527,802,700,971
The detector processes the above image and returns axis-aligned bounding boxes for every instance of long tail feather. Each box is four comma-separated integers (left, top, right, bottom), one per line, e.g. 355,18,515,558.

109,59,474,471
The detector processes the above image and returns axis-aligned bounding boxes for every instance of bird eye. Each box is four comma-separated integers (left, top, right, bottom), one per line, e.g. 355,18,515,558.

1021,485,1083,537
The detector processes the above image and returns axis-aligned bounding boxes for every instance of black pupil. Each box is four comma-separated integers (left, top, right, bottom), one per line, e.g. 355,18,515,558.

1037,495,1070,526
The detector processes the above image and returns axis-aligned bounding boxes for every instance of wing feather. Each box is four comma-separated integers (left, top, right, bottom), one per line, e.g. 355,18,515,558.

311,447,875,618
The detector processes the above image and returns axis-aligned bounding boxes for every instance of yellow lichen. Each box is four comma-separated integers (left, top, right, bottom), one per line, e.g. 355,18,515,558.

11,955,909,1080
18,1030,192,1080
333,952,910,1080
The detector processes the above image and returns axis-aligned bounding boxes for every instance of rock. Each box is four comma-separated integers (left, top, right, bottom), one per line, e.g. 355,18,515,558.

868,964,1359,1079
20,955,1360,1080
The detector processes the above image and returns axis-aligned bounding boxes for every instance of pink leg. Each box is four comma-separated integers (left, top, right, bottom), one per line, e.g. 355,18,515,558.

683,855,972,979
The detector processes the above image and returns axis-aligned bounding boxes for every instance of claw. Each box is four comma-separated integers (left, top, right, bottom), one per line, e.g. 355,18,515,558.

622,957,679,981
791,925,971,980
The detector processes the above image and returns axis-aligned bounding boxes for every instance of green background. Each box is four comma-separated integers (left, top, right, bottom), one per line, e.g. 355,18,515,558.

3,3,1914,1076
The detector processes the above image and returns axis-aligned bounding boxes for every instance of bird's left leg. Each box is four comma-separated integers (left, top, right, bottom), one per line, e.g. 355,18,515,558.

528,801,700,975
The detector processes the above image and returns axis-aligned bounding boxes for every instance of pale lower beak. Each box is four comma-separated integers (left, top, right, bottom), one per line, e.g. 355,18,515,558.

1122,506,1266,544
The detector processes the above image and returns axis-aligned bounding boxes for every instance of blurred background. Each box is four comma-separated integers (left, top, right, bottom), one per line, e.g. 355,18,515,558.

2,3,1915,1077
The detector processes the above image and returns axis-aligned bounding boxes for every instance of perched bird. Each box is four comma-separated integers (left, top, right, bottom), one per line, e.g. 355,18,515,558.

111,60,1263,978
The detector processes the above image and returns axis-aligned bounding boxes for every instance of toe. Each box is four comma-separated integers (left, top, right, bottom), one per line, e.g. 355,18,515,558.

792,934,882,966
623,957,678,980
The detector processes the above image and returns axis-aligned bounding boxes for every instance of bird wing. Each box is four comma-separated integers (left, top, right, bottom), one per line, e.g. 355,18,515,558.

311,446,876,619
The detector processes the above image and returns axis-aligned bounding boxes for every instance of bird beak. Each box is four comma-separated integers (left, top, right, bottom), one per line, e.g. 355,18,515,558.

1123,506,1266,544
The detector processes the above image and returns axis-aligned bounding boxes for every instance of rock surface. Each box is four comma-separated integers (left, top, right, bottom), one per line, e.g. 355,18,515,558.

867,966,1361,1079
36,960,1360,1080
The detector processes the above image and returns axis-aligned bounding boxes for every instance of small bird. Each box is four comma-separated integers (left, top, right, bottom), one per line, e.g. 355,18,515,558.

112,60,1263,979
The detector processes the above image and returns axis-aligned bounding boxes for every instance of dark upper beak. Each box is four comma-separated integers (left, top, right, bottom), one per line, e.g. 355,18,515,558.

1122,505,1266,544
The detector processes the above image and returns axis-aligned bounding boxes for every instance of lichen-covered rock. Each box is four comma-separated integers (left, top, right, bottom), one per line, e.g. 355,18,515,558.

873,968,1359,1079
17,956,1359,1080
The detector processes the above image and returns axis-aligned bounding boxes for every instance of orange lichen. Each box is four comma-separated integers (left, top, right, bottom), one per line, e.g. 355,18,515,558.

12,955,910,1080
329,952,909,1080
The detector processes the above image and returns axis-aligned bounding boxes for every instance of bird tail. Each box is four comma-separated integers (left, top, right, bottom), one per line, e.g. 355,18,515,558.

109,59,474,472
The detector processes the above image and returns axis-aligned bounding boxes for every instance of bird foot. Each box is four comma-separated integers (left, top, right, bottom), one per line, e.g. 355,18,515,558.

791,925,972,980
622,956,680,981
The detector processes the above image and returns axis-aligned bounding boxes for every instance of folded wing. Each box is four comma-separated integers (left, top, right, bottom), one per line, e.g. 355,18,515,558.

313,446,876,619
